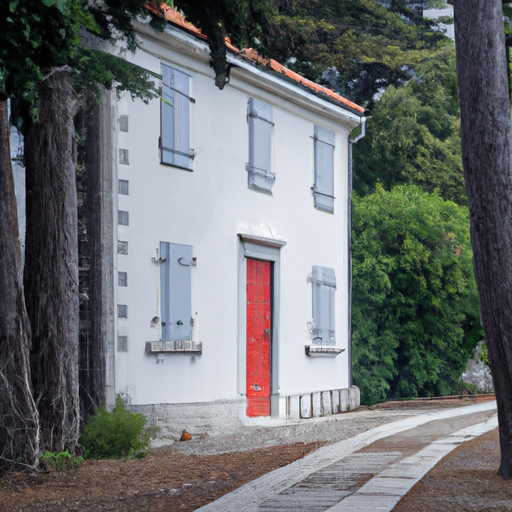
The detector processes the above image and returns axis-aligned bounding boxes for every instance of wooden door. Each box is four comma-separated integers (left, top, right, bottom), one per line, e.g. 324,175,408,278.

246,258,272,417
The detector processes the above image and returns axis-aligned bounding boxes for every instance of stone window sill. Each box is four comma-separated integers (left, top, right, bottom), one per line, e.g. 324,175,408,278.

305,345,345,357
146,340,202,355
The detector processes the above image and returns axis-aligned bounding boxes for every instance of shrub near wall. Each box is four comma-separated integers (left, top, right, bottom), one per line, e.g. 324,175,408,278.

352,185,482,404
80,396,158,459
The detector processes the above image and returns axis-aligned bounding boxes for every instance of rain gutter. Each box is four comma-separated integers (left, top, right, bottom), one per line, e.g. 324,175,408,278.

347,119,366,386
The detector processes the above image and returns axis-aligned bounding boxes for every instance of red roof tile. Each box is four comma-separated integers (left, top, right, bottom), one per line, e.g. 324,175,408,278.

159,6,365,115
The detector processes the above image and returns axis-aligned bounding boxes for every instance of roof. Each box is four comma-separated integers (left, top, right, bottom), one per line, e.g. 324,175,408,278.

159,6,365,115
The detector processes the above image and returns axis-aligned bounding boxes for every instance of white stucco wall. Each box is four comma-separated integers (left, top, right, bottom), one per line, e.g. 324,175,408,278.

109,22,362,417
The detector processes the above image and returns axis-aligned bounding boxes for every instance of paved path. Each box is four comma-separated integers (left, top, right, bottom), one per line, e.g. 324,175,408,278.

197,401,497,512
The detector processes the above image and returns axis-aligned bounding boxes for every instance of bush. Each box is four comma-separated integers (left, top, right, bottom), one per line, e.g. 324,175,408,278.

39,451,84,471
352,185,482,405
80,395,158,459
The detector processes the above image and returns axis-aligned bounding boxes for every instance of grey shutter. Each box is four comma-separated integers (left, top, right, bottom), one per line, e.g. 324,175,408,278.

160,242,193,341
313,126,335,213
311,266,336,345
161,64,192,170
248,98,275,192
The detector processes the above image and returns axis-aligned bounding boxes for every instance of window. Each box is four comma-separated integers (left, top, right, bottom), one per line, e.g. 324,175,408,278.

118,210,129,226
311,266,336,345
119,148,129,165
118,335,128,352
161,64,193,170
313,125,335,213
119,115,129,132
160,242,193,341
118,179,129,195
118,271,128,287
247,98,275,193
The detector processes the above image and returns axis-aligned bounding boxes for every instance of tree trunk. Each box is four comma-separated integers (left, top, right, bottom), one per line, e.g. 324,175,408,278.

0,95,39,470
24,72,80,453
454,0,512,479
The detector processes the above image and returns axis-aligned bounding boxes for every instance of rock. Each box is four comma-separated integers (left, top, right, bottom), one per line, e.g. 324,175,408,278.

462,341,494,393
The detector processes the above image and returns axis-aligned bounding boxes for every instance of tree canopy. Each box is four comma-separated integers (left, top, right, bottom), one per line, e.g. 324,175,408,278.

174,0,274,88
266,0,449,106
353,44,466,204
352,185,481,404
0,0,166,113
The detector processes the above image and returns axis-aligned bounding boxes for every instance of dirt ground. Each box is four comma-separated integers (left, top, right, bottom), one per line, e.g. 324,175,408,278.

0,397,504,512
0,442,318,512
395,428,511,512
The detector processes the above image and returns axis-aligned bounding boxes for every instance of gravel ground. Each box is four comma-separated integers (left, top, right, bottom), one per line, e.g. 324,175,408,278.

172,398,486,456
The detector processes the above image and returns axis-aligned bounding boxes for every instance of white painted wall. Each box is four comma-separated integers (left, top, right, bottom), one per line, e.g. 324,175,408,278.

110,23,361,412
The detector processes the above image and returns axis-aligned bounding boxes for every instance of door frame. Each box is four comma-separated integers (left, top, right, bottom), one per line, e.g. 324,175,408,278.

237,234,286,417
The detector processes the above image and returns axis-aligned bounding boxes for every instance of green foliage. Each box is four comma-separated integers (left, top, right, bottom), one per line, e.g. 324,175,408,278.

267,0,450,106
353,44,466,205
75,48,159,102
480,342,489,365
503,3,512,22
457,378,479,396
80,396,158,459
39,450,84,471
174,0,274,88
352,185,481,404
0,0,166,112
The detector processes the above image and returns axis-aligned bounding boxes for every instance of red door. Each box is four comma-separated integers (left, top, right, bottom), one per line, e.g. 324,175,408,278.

246,258,272,417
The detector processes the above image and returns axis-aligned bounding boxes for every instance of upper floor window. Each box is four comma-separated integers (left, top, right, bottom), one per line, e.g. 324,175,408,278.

313,125,335,213
161,64,193,170
247,98,275,193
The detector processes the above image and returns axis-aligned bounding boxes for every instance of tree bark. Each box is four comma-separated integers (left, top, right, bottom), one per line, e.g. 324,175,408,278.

454,0,512,479
24,72,80,453
0,95,39,470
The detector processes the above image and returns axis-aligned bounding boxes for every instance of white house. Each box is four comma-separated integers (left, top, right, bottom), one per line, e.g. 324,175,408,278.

85,9,366,439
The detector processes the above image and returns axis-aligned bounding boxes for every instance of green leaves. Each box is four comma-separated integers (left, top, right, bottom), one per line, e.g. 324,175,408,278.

41,0,69,12
353,45,466,205
0,0,169,103
268,0,449,106
352,186,481,404
80,396,158,459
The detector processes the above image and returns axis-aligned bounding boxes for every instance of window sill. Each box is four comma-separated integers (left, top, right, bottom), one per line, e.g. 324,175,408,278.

160,161,194,172
248,184,274,196
146,340,202,355
305,345,345,357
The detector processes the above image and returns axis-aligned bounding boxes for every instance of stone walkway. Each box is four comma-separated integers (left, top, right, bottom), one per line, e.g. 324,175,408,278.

196,401,497,512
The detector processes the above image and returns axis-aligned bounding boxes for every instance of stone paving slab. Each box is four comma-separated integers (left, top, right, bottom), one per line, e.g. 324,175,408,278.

327,494,400,512
196,401,496,512
325,415,498,512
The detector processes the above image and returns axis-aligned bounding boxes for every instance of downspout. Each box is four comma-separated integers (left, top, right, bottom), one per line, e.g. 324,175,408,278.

347,118,366,387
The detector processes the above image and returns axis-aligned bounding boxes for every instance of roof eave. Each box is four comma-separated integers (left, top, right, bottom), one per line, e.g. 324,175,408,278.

227,54,363,128
134,20,364,128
